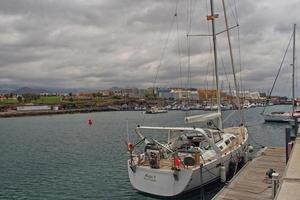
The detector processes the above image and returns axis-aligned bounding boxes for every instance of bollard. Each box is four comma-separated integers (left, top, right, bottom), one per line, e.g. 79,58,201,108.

246,145,254,161
272,172,279,199
287,142,294,158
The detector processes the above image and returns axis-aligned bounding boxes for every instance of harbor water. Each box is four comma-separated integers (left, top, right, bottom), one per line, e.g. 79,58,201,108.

0,107,290,199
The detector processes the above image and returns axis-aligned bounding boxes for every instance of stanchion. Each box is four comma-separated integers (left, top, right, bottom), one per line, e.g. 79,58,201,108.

271,172,279,199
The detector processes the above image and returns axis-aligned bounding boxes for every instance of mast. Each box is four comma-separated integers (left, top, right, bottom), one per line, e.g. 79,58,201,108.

209,0,222,129
292,24,296,114
221,0,244,125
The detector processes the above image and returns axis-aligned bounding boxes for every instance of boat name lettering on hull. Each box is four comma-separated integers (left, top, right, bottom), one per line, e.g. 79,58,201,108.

144,173,156,182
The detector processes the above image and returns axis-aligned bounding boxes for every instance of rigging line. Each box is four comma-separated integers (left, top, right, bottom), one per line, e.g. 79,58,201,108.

245,121,265,127
228,0,238,25
220,53,231,90
152,7,177,89
185,34,191,116
140,110,146,126
222,0,244,125
205,0,215,105
231,0,242,94
186,0,190,36
185,0,193,115
126,119,129,142
188,0,192,89
261,32,294,115
232,0,239,25
185,0,189,89
218,50,226,106
245,125,265,148
188,0,198,34
223,110,237,123
205,0,213,79
234,3,244,110
175,0,183,89
237,27,242,93
185,0,191,90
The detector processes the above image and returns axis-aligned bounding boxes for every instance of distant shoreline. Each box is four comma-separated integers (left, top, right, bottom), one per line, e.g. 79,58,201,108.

0,107,123,118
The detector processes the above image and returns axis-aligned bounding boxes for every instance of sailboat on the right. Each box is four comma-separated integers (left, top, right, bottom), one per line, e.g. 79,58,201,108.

263,24,300,123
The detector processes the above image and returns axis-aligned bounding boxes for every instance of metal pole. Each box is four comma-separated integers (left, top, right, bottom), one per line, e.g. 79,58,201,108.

200,164,204,200
294,117,298,137
210,0,222,129
272,172,280,199
292,24,296,114
285,128,291,163
221,0,244,125
292,24,297,138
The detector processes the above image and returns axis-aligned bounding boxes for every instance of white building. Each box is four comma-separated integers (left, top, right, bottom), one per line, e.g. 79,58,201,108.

16,105,51,111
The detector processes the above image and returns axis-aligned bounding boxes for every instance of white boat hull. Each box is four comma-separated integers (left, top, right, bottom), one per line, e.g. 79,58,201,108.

264,114,291,123
128,164,193,196
128,135,248,197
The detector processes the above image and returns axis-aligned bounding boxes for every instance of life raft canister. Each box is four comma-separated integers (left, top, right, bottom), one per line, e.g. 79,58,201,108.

174,156,181,169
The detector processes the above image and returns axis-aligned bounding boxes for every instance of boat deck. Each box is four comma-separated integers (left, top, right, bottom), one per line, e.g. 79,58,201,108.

133,127,246,170
212,147,286,200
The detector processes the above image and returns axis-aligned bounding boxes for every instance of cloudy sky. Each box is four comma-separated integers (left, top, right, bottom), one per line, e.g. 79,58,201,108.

0,0,299,96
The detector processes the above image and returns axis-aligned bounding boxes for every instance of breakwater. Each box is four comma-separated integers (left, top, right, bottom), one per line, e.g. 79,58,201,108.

0,107,120,118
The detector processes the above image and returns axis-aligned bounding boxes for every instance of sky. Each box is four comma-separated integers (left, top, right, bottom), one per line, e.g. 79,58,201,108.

0,0,299,96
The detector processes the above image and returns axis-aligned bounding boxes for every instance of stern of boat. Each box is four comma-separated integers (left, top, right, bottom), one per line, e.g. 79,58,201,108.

127,161,193,197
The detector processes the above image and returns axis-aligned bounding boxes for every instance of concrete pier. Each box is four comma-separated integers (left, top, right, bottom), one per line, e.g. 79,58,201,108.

275,137,300,200
213,147,286,200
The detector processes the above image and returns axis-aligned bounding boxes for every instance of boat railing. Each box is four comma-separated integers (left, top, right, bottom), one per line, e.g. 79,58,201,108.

136,125,222,155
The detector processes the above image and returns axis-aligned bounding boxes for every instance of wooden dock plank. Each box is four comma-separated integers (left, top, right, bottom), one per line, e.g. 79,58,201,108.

213,147,286,200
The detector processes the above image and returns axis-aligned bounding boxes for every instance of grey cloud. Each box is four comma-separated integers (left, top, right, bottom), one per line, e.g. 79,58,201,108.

0,0,298,95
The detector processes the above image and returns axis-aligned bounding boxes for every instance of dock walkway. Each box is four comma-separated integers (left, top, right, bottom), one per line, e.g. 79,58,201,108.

213,147,286,200
275,137,300,200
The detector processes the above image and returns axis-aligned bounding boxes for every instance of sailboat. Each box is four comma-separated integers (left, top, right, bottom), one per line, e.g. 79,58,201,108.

126,0,250,197
263,24,298,123
145,106,168,114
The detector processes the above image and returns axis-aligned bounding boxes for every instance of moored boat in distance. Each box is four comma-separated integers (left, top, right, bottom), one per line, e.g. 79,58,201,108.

263,24,297,123
264,111,292,123
264,109,300,123
145,106,168,114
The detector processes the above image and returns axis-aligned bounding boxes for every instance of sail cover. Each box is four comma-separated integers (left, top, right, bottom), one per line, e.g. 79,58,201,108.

184,112,221,123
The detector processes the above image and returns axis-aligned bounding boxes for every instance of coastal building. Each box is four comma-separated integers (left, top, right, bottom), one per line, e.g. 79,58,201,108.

16,105,51,111
197,89,227,102
170,88,199,100
137,89,147,98
157,88,172,99
225,90,267,101
171,89,188,100
270,96,289,104
75,92,93,100
190,90,199,100
121,88,146,98
198,89,217,101
101,90,114,97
